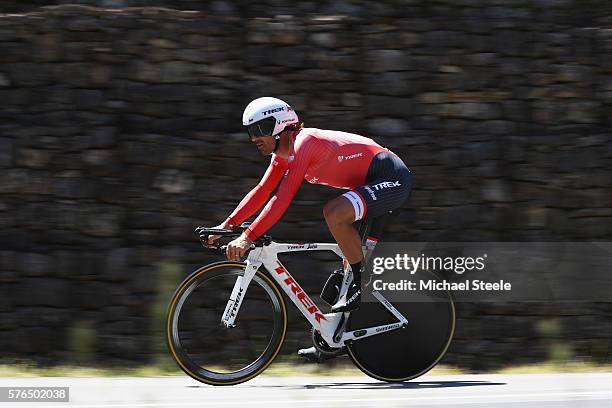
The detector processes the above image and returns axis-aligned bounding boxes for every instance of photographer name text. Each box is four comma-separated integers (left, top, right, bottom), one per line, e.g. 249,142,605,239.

373,279,512,291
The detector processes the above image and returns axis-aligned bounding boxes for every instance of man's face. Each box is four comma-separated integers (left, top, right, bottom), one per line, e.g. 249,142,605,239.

250,134,275,156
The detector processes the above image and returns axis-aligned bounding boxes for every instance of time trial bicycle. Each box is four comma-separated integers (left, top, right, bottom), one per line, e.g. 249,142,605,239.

166,219,455,385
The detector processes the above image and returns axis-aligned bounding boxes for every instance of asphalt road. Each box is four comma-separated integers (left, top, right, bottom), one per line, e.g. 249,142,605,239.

1,373,611,408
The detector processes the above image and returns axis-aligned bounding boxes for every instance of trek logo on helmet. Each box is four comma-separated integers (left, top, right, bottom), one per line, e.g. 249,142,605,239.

262,107,285,116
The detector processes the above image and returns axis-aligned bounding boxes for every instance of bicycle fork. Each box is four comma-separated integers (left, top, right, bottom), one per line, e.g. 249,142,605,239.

221,249,263,328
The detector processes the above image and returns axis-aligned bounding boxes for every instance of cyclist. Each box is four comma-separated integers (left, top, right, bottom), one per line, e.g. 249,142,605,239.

208,96,412,361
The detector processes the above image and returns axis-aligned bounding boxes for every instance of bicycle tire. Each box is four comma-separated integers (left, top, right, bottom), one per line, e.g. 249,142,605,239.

346,271,455,382
166,261,287,386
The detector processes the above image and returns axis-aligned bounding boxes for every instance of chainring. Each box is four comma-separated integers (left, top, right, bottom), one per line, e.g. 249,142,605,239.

311,328,341,355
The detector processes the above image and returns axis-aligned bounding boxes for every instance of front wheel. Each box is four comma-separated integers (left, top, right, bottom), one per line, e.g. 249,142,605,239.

166,262,287,385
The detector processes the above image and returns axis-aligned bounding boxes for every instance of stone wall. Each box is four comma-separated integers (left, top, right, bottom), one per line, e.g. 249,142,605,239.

0,3,611,367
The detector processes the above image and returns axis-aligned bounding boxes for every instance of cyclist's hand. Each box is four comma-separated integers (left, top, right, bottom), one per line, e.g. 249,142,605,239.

226,235,253,261
206,223,230,247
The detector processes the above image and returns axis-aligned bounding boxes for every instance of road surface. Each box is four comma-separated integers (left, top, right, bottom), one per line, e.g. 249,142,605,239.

1,373,611,407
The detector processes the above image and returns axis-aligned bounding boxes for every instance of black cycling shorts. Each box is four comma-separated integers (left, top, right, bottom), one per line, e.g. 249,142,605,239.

342,151,412,222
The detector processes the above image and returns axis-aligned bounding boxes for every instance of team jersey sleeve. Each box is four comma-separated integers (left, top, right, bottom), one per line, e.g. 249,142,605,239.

244,135,321,241
224,156,288,227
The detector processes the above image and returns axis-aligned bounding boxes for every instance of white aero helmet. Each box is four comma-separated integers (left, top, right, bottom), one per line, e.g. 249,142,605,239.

242,97,299,139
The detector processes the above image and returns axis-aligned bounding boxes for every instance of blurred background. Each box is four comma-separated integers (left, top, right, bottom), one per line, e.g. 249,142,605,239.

0,0,611,372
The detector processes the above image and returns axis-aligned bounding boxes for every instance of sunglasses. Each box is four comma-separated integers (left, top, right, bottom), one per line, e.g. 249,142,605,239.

246,117,276,138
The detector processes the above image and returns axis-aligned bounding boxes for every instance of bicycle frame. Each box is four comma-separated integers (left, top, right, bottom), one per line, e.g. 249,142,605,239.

220,241,409,348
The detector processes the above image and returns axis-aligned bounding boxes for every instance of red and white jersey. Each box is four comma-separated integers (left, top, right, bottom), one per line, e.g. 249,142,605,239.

226,128,392,240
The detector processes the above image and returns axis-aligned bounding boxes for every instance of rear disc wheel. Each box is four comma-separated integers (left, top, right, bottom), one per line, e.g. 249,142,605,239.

346,272,455,382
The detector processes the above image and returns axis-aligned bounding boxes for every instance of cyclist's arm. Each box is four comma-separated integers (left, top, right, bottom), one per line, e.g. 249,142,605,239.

224,156,288,227
244,136,320,241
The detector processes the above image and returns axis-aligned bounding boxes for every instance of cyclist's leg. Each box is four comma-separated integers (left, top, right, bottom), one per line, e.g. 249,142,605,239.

323,196,364,265
349,152,413,274
330,153,412,312
324,196,366,313
298,198,358,361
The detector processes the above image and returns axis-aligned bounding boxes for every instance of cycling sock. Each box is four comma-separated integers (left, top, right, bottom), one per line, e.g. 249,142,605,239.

349,261,362,287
